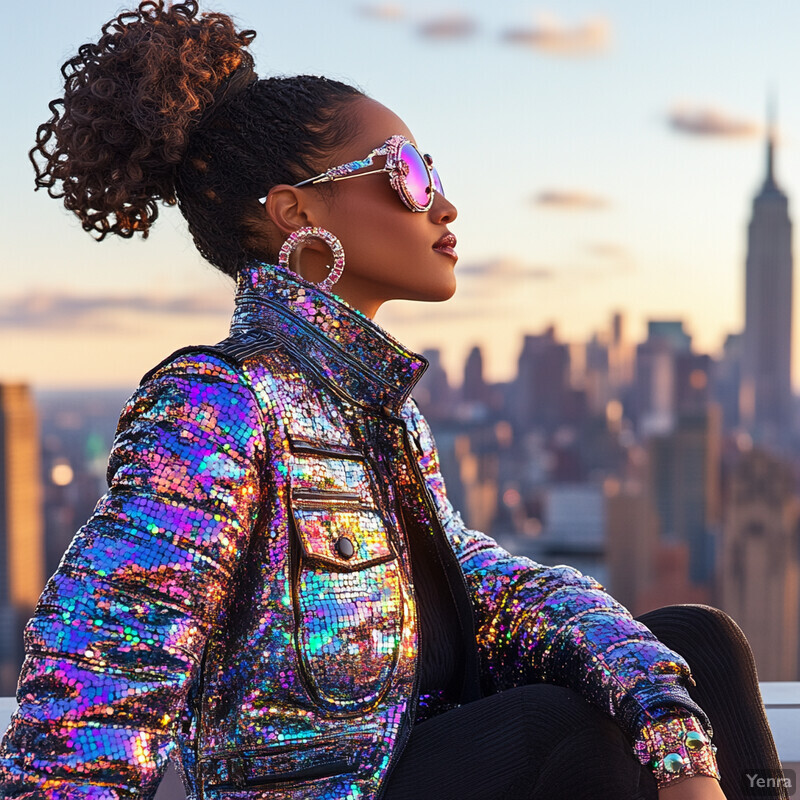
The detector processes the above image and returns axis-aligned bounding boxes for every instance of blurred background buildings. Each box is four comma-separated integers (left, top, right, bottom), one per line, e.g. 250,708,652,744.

416,121,800,685
1,124,799,696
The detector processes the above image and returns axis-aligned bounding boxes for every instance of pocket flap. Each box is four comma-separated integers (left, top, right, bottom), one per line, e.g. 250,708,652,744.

291,506,396,571
202,734,369,789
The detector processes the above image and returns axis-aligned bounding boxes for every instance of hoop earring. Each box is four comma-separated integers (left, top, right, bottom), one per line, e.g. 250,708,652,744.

277,226,344,293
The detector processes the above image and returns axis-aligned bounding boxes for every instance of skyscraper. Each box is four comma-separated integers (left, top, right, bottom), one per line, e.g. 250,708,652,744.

647,406,721,586
633,320,692,436
514,327,570,433
742,111,793,441
0,384,45,693
719,449,799,680
462,345,488,406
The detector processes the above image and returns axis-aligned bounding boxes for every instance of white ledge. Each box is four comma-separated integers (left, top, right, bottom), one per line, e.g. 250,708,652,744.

759,682,800,762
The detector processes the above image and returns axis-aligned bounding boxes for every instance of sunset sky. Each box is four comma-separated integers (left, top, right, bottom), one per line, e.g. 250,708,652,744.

4,0,800,390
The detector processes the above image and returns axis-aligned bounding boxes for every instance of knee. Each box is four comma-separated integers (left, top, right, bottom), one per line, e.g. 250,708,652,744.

489,686,647,799
642,604,745,637
638,604,755,664
510,684,630,749
664,604,740,629
509,686,648,799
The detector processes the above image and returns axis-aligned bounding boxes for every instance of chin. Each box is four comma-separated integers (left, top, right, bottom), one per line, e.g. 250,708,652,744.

388,270,457,304
413,279,457,303
438,281,457,302
439,273,458,301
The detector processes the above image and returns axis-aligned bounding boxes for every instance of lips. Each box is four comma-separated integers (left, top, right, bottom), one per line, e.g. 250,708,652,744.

433,233,458,258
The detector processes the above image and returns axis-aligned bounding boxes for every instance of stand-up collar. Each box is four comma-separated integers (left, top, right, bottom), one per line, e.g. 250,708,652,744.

231,262,428,413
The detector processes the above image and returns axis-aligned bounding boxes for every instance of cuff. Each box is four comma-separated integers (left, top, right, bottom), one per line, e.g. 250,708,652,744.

633,715,721,789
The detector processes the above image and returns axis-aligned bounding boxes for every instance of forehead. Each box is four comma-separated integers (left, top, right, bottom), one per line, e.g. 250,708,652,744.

334,96,416,160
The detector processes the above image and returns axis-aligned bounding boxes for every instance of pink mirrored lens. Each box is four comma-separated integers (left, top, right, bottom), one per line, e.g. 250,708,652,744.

432,167,444,197
399,143,432,208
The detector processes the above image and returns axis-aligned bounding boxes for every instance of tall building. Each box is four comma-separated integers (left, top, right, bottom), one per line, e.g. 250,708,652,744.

718,449,799,680
606,487,659,613
584,334,611,415
608,311,633,394
462,345,489,406
606,485,711,616
741,112,793,441
0,384,45,693
37,389,125,578
533,484,607,584
514,327,570,433
634,320,692,436
713,333,743,431
647,406,721,586
674,352,712,416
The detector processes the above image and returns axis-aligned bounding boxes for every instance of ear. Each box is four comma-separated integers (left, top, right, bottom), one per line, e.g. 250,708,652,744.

263,185,317,236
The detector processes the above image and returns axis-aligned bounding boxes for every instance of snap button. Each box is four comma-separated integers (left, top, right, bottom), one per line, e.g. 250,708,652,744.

335,536,355,559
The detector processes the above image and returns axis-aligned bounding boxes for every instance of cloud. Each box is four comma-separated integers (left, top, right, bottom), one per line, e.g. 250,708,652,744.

585,242,635,272
356,3,405,20
587,242,626,258
533,190,609,210
667,105,761,138
502,13,611,56
417,13,478,39
0,292,233,331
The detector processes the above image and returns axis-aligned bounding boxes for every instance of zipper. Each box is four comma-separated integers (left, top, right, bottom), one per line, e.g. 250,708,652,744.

291,488,369,511
202,733,373,788
379,419,484,794
209,757,355,790
366,415,421,800
207,732,367,760
289,439,366,461
194,641,210,800
400,425,482,705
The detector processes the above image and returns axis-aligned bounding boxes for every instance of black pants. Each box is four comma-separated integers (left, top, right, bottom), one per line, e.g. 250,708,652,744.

383,605,787,800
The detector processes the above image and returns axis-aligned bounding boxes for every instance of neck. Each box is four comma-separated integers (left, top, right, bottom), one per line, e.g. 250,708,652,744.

330,283,384,319
293,259,385,319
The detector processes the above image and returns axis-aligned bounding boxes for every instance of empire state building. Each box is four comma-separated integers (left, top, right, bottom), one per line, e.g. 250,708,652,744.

742,119,793,441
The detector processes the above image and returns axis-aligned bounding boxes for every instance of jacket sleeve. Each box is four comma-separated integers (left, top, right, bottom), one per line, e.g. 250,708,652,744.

0,352,265,799
401,399,714,746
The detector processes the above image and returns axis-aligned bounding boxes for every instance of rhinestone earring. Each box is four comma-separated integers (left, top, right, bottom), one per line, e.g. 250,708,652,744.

277,226,345,293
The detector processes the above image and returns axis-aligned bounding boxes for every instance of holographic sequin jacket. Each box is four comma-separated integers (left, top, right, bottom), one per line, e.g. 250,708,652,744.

0,263,712,799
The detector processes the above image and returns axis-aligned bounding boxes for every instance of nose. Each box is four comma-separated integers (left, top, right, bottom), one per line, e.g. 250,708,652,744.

431,191,457,224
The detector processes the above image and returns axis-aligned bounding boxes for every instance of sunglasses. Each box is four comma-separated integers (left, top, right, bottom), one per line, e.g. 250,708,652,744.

260,135,443,212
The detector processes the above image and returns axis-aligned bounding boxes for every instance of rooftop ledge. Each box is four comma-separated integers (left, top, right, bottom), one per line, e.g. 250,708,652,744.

759,682,800,762
0,684,798,797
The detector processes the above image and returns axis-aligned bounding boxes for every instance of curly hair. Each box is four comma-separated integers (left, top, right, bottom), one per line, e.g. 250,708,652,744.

31,0,364,276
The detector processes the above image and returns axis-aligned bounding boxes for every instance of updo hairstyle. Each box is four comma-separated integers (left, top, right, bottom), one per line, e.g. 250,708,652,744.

30,0,364,276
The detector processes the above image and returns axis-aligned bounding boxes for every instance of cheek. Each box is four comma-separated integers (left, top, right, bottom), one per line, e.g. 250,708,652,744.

360,218,430,272
335,200,423,262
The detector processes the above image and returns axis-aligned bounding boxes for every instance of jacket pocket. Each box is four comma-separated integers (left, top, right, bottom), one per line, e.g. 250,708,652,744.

289,455,403,715
202,734,367,791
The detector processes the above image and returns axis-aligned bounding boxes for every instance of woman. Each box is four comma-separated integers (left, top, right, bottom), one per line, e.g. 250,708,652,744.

0,3,786,799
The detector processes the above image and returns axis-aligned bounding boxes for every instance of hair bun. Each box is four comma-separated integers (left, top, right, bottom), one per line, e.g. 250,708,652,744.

30,0,256,240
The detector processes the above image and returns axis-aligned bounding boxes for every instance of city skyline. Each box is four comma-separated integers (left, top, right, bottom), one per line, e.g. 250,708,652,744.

4,1,800,389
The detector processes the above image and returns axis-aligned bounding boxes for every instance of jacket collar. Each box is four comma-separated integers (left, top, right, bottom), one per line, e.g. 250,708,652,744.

231,262,428,414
